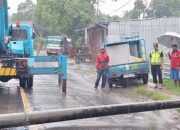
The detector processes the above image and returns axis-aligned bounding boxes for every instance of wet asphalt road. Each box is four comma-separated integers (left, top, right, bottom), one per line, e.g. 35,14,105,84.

0,60,180,130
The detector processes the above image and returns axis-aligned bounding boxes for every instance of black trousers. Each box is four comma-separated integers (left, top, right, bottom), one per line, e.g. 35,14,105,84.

95,69,108,88
151,65,163,84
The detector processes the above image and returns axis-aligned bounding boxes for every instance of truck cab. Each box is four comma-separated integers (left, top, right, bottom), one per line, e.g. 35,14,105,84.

105,36,149,87
8,23,33,57
46,36,62,55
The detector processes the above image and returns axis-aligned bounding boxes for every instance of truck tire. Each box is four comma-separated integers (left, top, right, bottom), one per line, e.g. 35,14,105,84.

108,79,113,88
19,78,26,88
27,76,33,88
109,83,113,88
122,78,128,87
143,73,148,84
0,77,10,82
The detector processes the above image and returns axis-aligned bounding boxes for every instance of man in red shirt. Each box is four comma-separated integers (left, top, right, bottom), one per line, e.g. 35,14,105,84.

95,47,109,89
169,44,180,87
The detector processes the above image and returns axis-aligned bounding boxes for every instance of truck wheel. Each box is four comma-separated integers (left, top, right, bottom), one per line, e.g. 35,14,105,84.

27,76,33,88
143,73,148,84
19,78,26,88
122,78,128,87
108,79,113,88
0,77,10,82
58,75,62,85
109,83,113,88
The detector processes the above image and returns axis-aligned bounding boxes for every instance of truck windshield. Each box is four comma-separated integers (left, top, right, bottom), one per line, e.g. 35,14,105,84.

129,43,139,58
11,29,27,41
47,40,61,45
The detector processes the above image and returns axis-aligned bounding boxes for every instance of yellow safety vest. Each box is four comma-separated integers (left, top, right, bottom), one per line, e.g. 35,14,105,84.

150,51,162,65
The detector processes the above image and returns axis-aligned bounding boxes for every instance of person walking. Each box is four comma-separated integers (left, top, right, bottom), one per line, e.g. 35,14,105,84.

94,47,109,90
149,43,164,89
169,44,180,87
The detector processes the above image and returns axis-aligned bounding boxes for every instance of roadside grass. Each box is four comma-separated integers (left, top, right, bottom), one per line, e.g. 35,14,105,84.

162,79,180,113
176,108,180,113
149,78,180,96
146,78,180,113
163,78,180,96
136,87,170,101
149,79,153,83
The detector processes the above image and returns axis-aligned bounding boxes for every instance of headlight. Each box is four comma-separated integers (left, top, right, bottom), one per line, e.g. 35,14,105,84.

13,63,16,68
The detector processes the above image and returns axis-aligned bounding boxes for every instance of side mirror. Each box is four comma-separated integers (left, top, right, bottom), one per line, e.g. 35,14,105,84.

32,32,36,39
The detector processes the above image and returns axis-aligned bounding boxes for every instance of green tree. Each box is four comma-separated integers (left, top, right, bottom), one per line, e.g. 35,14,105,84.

11,0,34,22
34,36,46,50
75,35,84,46
123,0,147,19
33,0,97,37
123,10,140,19
146,0,180,18
97,13,121,21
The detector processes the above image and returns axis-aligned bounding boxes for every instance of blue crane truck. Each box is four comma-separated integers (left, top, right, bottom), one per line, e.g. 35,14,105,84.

105,36,149,87
0,0,67,90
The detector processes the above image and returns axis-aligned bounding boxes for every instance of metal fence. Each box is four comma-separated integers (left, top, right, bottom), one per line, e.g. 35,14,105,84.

164,62,170,79
107,17,180,53
106,17,180,78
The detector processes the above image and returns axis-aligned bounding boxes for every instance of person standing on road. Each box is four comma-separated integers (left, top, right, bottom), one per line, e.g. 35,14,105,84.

149,43,164,89
168,44,180,87
94,47,109,90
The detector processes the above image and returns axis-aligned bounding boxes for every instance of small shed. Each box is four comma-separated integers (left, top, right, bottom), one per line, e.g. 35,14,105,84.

86,22,109,62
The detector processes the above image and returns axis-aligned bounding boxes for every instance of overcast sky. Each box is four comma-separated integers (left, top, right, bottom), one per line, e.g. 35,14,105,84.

8,0,151,16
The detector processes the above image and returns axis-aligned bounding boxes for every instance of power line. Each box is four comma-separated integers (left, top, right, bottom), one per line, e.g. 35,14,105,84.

99,5,117,11
110,0,134,15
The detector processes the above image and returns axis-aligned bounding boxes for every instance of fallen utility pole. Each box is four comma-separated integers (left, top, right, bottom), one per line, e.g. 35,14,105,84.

0,100,180,128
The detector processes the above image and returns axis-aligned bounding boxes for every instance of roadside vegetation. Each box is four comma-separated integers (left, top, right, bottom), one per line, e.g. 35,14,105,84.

136,78,180,100
33,36,46,50
176,108,180,113
148,78,180,96
136,78,180,113
136,87,170,101
163,78,180,96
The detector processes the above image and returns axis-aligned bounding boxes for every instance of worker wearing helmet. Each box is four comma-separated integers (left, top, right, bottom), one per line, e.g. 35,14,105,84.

95,47,109,89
